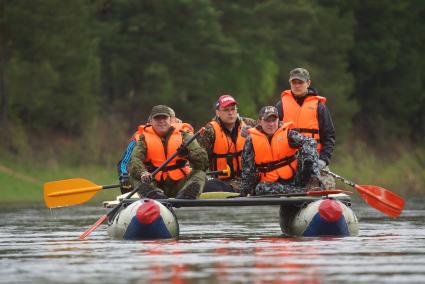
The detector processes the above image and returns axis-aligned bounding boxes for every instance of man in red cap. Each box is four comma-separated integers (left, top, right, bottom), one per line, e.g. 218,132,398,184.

198,94,256,192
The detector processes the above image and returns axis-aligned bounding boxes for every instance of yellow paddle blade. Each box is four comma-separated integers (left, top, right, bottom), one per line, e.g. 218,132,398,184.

199,191,240,199
44,178,102,208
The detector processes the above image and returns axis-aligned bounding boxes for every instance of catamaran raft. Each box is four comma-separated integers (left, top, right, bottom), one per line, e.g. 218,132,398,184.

104,191,359,240
43,174,404,240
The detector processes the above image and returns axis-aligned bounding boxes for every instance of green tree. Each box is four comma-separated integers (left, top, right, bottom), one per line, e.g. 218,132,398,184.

350,0,425,146
4,0,100,133
98,0,234,127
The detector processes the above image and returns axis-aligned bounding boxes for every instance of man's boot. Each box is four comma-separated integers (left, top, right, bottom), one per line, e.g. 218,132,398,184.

176,182,201,199
136,183,168,199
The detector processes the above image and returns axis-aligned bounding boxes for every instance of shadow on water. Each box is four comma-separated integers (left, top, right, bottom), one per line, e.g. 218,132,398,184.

1,199,425,283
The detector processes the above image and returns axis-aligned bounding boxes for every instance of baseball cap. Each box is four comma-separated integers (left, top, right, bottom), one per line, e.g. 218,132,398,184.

289,67,310,82
150,105,174,118
259,106,279,120
215,94,238,109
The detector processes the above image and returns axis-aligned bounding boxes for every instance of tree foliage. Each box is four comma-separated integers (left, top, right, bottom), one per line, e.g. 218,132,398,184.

1,0,424,153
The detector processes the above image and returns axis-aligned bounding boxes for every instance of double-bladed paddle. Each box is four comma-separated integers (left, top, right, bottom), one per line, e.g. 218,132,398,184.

77,127,205,240
322,169,404,218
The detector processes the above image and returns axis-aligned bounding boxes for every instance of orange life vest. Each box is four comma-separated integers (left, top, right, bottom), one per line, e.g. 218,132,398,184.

131,125,147,142
143,126,191,182
210,120,246,179
131,122,193,142
280,90,326,152
249,123,297,182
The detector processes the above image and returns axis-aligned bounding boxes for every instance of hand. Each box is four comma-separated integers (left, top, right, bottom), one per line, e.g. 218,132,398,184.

177,145,189,157
119,174,131,193
318,159,327,170
140,171,153,184
240,126,251,138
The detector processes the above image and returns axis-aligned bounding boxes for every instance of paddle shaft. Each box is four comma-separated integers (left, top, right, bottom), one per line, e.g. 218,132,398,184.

322,170,355,187
79,128,203,240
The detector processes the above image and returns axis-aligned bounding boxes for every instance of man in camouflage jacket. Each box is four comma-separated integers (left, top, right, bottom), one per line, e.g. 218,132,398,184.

198,94,256,192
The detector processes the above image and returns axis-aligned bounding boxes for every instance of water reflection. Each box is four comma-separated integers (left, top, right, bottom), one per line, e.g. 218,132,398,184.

0,201,425,283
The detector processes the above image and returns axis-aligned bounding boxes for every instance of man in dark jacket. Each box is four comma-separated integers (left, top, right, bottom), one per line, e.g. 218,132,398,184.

275,68,335,189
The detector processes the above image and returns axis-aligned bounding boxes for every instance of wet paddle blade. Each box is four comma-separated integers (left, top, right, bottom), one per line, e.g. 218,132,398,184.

199,191,240,199
44,178,102,208
355,184,404,218
79,214,108,240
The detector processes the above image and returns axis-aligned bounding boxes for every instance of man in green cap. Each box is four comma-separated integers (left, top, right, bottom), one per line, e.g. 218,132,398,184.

128,105,208,199
275,67,336,189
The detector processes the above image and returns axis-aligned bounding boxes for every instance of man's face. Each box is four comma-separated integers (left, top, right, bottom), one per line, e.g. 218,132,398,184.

290,79,311,97
151,115,172,136
215,103,238,125
260,116,279,135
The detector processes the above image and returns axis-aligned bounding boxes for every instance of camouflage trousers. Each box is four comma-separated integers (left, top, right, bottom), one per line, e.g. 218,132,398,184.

131,170,206,198
319,165,336,189
254,139,321,196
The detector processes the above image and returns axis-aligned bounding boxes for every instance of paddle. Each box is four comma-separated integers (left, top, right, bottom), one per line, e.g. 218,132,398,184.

78,127,204,240
45,164,231,209
206,164,231,178
322,169,404,218
44,178,120,208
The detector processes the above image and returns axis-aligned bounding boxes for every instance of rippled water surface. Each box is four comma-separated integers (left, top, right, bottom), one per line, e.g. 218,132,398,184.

1,199,425,283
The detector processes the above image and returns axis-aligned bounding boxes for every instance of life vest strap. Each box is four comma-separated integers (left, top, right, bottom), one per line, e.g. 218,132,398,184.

255,155,297,173
292,128,319,135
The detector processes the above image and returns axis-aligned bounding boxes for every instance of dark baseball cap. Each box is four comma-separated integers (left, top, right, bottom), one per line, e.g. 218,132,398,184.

150,105,175,118
289,67,310,82
215,94,238,109
259,106,279,120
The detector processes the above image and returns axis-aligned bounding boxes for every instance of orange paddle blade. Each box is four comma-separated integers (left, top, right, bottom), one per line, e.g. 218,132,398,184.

44,178,102,208
355,184,404,218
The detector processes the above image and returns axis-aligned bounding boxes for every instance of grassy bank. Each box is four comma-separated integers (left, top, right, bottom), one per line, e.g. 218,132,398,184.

0,159,120,204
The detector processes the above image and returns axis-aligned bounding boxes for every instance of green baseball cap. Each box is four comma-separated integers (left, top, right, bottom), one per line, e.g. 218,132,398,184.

289,67,310,82
150,105,175,118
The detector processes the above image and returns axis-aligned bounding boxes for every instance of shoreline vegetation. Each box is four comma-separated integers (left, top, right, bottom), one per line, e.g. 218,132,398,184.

1,138,424,204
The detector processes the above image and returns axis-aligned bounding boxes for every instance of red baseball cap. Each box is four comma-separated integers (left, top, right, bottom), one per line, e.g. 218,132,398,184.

215,94,238,109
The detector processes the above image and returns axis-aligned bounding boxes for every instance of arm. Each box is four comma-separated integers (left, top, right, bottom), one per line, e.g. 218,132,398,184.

275,100,283,121
128,136,149,181
184,131,209,171
117,139,137,176
317,103,335,165
197,123,215,161
287,129,317,149
240,135,259,196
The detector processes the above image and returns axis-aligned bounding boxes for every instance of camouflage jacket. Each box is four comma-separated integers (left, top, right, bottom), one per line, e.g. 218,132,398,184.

239,126,317,196
128,127,208,181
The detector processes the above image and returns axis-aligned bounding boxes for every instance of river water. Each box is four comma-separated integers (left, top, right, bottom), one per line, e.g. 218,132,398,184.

1,198,424,284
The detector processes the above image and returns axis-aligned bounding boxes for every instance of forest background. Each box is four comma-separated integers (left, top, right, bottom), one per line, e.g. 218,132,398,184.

1,0,424,203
